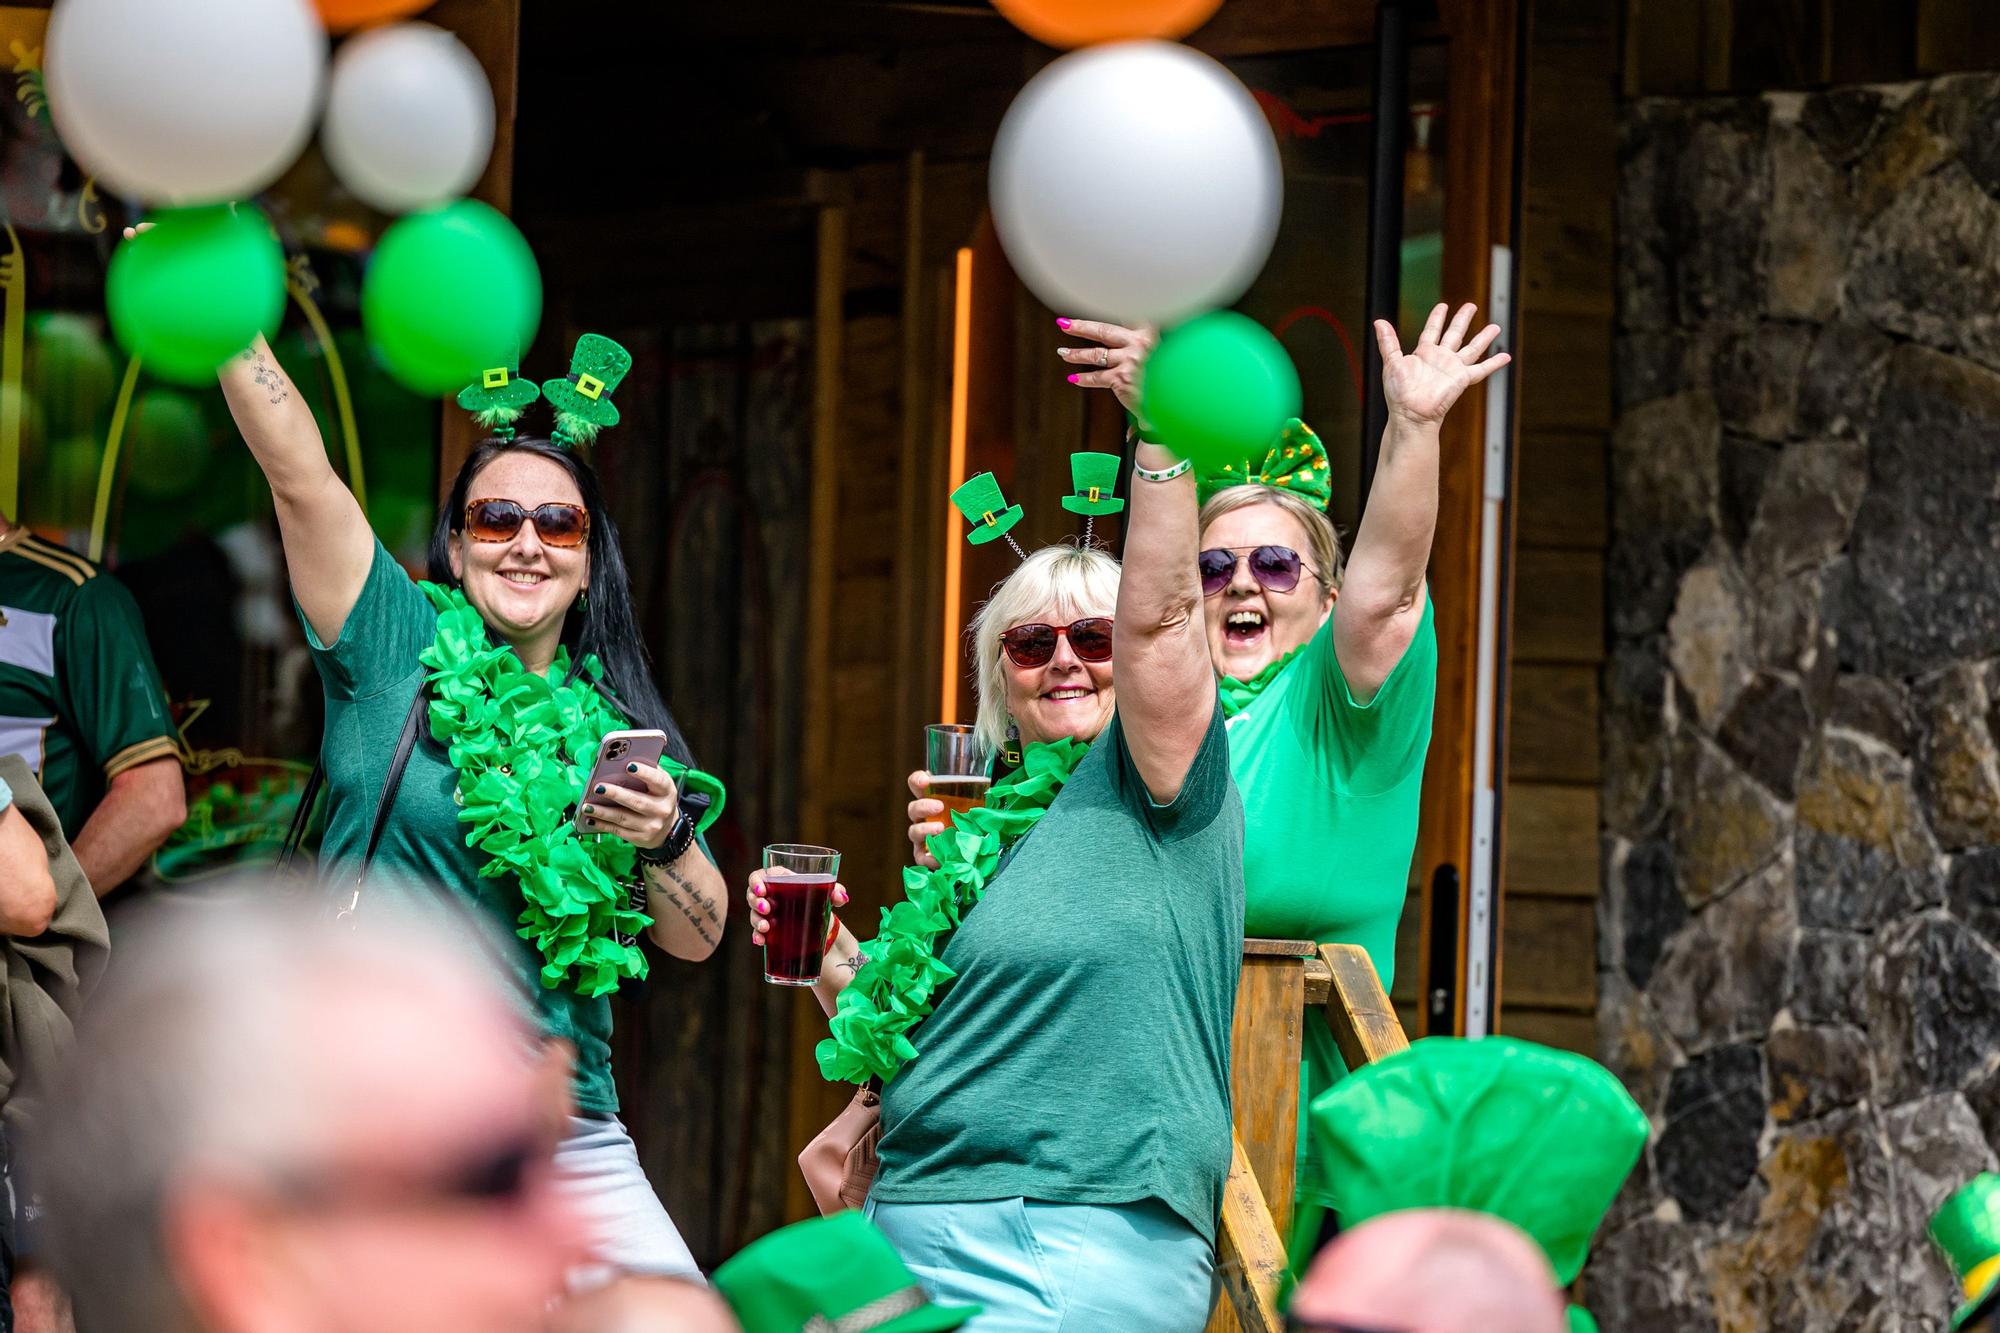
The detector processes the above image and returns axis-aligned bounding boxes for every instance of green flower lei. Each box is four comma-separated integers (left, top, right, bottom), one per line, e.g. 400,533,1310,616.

817,735,1091,1086
417,582,652,998
1219,646,1303,718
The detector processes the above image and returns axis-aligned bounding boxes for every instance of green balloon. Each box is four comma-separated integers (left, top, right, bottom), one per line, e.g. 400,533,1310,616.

107,204,286,387
28,313,117,440
361,200,542,398
126,389,213,499
1139,311,1301,471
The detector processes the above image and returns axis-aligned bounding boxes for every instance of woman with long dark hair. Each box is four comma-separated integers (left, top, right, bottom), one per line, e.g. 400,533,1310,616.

212,321,727,1281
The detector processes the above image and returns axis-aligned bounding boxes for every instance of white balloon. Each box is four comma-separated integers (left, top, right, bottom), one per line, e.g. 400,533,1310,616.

323,23,496,215
46,0,325,205
991,41,1282,327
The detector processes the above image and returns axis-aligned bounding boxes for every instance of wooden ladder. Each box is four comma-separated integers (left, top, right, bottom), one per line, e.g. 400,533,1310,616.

1209,940,1412,1333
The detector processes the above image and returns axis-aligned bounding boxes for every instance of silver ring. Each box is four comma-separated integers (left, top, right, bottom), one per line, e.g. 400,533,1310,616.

1099,348,1109,367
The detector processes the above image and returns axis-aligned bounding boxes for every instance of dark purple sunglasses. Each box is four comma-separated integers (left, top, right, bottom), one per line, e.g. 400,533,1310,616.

1199,545,1312,597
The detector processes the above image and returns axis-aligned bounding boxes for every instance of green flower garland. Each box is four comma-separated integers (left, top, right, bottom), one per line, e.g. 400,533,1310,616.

817,735,1091,1086
418,582,652,998
1219,646,1302,718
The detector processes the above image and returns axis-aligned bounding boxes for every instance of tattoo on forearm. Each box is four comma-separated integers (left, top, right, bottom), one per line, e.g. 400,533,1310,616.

650,865,719,947
839,952,869,974
243,348,289,405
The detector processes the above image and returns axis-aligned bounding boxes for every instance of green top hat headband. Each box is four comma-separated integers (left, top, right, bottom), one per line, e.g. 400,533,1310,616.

1932,1175,2000,1328
455,333,633,448
714,1212,980,1333
950,452,1127,560
1307,1036,1648,1327
1196,418,1331,508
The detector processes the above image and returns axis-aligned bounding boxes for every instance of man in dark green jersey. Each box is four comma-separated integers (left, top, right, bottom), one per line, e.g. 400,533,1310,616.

0,517,183,896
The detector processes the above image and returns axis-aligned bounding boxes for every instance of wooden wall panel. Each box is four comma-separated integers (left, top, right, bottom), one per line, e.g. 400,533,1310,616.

1516,431,1609,550
1504,783,1602,897
1513,549,1606,664
1509,665,1601,784
1499,894,1598,1009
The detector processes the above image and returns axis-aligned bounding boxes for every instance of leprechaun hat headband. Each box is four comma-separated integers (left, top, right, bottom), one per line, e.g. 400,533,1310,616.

1932,1174,2000,1329
1196,418,1331,508
456,333,633,448
714,1211,980,1333
950,471,1027,559
1305,1036,1648,1330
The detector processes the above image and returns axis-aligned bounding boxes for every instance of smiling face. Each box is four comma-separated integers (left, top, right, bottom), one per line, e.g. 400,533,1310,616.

445,452,589,670
1201,500,1335,680
1002,604,1116,747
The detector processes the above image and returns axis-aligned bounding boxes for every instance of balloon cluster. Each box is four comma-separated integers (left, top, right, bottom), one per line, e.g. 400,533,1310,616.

46,0,535,395
987,5,1299,470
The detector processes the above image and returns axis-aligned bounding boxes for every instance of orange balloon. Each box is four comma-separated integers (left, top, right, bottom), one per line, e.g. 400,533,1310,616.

315,0,433,34
993,0,1225,48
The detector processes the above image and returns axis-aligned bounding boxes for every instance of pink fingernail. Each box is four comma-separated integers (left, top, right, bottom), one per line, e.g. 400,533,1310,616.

1067,374,1079,384
1056,318,1072,330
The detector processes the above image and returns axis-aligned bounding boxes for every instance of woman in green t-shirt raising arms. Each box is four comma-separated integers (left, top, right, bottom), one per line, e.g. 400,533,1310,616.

908,303,1507,1237
752,438,1243,1330
209,317,731,1282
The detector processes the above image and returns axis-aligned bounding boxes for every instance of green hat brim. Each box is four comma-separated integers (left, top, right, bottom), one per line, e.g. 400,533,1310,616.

1060,495,1125,516
541,380,621,427
458,378,542,411
872,1300,983,1333
1954,1281,2000,1330
964,504,1023,545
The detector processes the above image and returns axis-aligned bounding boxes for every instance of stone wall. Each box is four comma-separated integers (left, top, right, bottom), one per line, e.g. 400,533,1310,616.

1594,73,2000,1331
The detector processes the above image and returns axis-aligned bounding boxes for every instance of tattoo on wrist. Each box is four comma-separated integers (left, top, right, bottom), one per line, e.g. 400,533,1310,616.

839,952,869,974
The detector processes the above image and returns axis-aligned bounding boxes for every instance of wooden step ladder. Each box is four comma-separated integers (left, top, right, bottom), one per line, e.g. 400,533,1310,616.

1210,940,1412,1333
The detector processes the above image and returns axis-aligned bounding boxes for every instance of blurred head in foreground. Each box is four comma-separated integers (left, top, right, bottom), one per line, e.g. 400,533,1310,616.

33,890,589,1333
1288,1209,1567,1333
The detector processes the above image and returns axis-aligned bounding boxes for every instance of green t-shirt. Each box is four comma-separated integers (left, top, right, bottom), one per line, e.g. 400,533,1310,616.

874,704,1245,1242
0,528,178,837
1227,594,1436,1205
302,538,621,1114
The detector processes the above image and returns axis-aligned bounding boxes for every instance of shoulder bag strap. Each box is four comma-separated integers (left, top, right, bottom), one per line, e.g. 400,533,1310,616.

334,685,427,922
277,762,325,873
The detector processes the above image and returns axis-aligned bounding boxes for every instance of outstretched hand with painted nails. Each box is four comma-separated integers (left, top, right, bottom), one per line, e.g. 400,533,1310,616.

1056,318,1158,420
1375,302,1509,428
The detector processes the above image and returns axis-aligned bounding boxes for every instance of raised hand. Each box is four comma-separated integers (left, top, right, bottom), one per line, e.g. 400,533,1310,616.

1056,318,1158,419
1374,302,1509,428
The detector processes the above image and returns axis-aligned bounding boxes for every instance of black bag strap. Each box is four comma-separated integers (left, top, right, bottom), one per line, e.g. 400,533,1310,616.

333,686,427,920
277,761,325,873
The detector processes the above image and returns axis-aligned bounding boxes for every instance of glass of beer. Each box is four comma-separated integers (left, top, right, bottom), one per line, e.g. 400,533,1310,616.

926,724,992,817
760,844,841,986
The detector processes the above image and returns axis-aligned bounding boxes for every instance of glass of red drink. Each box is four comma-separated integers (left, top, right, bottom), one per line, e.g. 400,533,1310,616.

761,843,841,986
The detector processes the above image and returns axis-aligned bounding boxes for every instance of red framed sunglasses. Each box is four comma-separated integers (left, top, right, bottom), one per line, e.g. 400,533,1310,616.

998,617,1114,668
462,498,591,549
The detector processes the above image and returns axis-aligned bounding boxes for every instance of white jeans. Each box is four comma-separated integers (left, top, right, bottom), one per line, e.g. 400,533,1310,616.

555,1114,701,1282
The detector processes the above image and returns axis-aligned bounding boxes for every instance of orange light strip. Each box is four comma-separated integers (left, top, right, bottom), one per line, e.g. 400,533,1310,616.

940,246,974,724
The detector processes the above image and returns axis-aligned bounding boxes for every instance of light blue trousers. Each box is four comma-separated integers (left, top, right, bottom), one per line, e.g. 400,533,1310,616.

867,1196,1215,1332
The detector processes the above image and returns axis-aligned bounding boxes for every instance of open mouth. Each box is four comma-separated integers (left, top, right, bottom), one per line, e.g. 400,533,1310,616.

1224,608,1267,647
1043,686,1094,703
500,570,549,587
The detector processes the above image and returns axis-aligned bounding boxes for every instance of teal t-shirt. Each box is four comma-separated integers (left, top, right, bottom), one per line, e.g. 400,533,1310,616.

874,704,1245,1242
302,539,620,1114
1227,593,1436,1205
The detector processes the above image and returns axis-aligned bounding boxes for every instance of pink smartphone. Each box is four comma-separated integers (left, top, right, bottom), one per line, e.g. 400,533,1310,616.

577,729,668,832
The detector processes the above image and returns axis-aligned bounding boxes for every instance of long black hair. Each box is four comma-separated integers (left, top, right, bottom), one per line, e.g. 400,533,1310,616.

428,437,696,769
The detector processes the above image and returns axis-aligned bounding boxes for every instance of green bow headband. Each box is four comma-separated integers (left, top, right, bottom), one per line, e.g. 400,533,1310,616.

1196,418,1331,508
456,333,634,449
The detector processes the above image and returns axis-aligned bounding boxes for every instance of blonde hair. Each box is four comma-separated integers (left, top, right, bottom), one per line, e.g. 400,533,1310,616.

1198,485,1345,594
967,544,1122,752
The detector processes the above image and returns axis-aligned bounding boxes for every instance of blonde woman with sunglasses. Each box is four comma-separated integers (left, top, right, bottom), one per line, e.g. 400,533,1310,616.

750,437,1243,1329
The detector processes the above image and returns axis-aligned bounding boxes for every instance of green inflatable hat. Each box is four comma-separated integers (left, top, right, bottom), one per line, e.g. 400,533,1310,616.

1931,1174,2000,1329
714,1211,980,1333
1060,451,1125,516
541,333,632,448
456,364,542,440
1309,1036,1648,1323
951,471,1024,546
